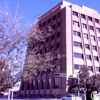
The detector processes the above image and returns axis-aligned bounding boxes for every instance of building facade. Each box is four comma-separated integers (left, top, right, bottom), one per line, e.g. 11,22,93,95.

19,0,100,98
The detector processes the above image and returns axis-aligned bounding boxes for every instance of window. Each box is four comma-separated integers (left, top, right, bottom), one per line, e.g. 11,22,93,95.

47,79,51,89
88,66,93,71
40,50,42,54
85,44,89,49
98,37,100,41
92,46,97,51
48,19,50,23
81,14,85,19
56,65,60,71
42,80,45,89
73,11,78,17
53,15,56,20
88,16,92,21
37,80,40,89
51,34,55,40
74,64,82,69
96,28,100,32
96,67,100,72
89,26,94,31
83,33,88,39
52,25,56,29
58,22,60,27
94,56,98,61
95,19,99,23
46,37,49,42
31,81,35,90
91,35,95,41
82,23,87,29
57,42,60,48
54,78,60,88
57,32,60,37
45,47,49,53
51,45,54,50
86,55,91,60
58,12,60,17
41,41,44,45
73,31,80,36
74,53,83,58
73,42,82,47
43,22,45,26
73,21,79,27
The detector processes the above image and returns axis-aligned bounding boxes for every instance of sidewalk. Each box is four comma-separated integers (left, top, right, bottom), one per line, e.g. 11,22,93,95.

0,98,60,100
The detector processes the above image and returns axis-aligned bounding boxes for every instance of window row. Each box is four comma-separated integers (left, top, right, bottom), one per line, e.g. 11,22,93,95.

39,43,60,54
74,64,100,72
74,53,99,61
73,21,100,32
73,11,99,23
40,12,60,27
73,31,100,41
41,32,60,45
21,78,60,90
73,41,98,51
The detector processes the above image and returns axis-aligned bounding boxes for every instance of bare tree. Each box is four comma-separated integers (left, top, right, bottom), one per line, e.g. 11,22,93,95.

0,2,30,92
0,2,56,92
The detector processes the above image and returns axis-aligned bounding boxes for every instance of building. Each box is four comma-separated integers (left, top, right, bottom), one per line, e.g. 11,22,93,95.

19,0,100,98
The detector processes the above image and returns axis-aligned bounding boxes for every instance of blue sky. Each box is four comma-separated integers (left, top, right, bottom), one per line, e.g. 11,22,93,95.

0,0,100,23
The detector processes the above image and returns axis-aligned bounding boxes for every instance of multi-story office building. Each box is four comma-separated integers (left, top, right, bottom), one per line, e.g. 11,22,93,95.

19,0,100,98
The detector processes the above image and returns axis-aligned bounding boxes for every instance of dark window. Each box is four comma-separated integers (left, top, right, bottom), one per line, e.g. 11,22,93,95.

89,26,94,31
73,11,78,17
58,12,60,17
74,53,83,58
51,45,54,50
88,66,93,71
41,41,44,45
54,78,59,89
40,50,42,54
48,19,50,23
91,35,95,41
51,34,55,40
96,67,100,72
94,56,98,61
74,64,82,69
86,55,91,60
42,80,45,89
52,25,56,29
73,42,82,47
57,32,60,37
58,22,60,27
83,33,88,39
88,16,92,21
73,21,79,26
53,15,56,20
82,23,87,29
85,44,89,49
43,22,45,26
81,14,85,19
95,19,99,23
57,42,60,49
92,46,97,50
98,37,100,41
96,28,100,32
46,37,49,42
73,31,80,36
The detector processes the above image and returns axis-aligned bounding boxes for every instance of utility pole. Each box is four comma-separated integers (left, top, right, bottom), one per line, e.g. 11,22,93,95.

77,74,80,97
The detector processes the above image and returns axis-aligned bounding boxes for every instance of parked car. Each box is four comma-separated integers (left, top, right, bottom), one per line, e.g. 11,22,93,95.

61,94,82,100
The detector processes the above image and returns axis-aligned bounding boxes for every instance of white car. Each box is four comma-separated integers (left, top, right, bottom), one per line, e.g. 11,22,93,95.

61,94,82,100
